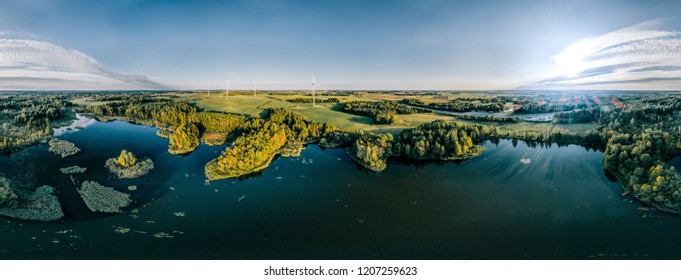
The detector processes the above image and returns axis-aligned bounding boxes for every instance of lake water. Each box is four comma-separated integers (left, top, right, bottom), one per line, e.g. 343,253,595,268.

1,117,681,259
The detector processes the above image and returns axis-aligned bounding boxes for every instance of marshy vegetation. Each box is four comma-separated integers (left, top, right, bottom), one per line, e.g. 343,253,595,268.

59,165,87,174
78,181,132,213
0,177,63,221
342,100,425,124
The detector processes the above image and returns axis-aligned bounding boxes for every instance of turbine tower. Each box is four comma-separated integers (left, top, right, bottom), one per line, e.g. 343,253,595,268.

311,74,319,107
225,80,230,100
252,83,257,97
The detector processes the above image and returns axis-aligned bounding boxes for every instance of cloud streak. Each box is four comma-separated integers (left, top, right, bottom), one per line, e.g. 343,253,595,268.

523,19,681,90
0,34,166,90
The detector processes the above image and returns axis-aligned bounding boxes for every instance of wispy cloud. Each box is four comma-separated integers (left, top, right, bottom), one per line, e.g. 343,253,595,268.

522,19,681,89
0,33,166,90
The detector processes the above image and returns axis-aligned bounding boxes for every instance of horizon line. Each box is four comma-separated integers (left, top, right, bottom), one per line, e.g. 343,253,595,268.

2,89,681,92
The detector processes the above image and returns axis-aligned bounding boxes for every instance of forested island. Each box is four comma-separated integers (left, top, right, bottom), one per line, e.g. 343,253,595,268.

0,90,680,219
105,150,154,179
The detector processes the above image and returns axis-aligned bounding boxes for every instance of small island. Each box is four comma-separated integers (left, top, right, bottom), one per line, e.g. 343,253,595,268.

78,181,131,213
59,165,87,174
105,150,154,179
48,138,81,158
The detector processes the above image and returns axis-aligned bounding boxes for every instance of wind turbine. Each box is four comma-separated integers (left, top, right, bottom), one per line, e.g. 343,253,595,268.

225,80,230,100
311,74,319,107
207,85,211,96
252,83,257,97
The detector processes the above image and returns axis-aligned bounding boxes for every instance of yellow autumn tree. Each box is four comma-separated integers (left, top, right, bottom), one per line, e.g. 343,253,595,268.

116,150,137,167
205,122,287,180
169,123,200,154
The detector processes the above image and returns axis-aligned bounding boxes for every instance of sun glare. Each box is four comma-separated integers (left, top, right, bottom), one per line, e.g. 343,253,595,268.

551,39,595,78
552,52,588,78
555,60,586,77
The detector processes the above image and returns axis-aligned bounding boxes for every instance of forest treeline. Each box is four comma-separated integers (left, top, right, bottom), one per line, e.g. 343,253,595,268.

553,108,601,124
513,97,593,114
600,95,681,213
288,97,340,104
1,94,73,153
342,100,425,124
393,120,483,160
344,121,487,172
400,97,505,113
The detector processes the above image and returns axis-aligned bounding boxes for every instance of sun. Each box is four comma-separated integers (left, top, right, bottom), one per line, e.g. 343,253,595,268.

556,60,586,77
551,40,594,78
552,52,587,78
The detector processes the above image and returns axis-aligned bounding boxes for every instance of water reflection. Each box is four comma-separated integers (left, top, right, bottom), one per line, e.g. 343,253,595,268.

53,113,97,136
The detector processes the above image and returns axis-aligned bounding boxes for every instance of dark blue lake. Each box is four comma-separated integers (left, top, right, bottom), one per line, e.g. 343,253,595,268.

1,117,681,259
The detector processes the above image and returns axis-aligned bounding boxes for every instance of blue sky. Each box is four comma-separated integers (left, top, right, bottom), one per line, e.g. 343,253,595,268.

1,0,680,90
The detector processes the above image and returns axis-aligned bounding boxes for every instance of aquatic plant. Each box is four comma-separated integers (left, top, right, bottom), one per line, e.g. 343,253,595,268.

78,181,131,213
59,165,87,174
153,232,173,239
113,226,131,233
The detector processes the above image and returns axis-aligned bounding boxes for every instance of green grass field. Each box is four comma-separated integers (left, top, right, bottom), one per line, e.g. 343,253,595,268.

182,93,460,133
71,98,113,107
